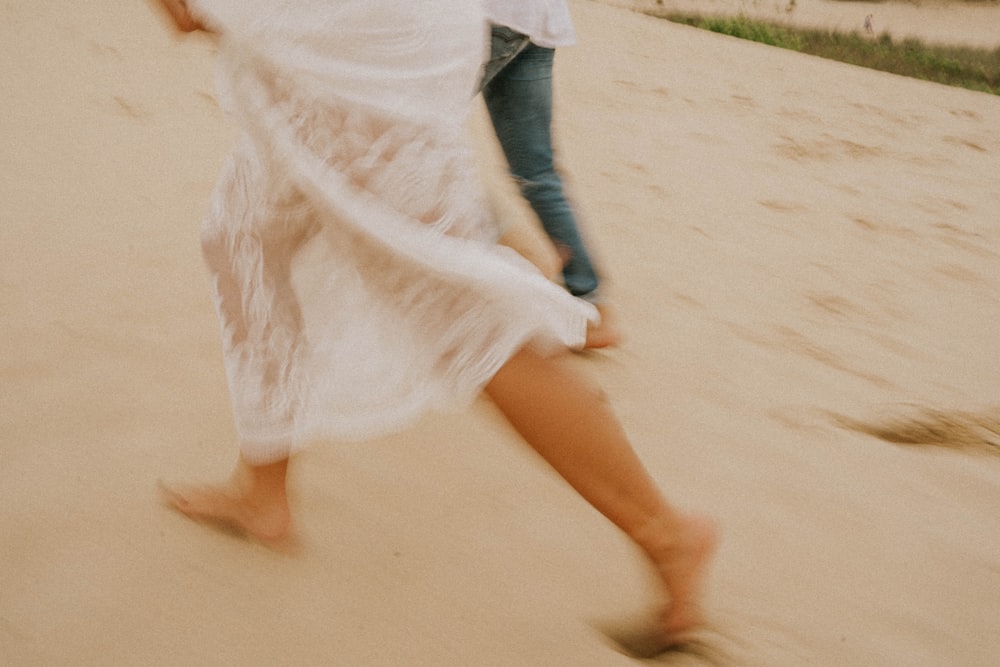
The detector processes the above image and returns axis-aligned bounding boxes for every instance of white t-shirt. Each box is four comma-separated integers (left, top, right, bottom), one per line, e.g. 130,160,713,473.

482,0,576,48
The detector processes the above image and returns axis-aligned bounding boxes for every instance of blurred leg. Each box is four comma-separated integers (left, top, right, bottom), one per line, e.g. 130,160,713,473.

484,347,717,641
483,44,600,299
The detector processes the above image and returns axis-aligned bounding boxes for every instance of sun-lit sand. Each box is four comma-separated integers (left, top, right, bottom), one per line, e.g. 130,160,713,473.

3,1,999,664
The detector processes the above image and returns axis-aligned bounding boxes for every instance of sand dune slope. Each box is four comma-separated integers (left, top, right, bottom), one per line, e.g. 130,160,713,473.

2,1,999,665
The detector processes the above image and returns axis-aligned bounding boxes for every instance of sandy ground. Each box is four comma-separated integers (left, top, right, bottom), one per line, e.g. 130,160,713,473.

3,1,1000,665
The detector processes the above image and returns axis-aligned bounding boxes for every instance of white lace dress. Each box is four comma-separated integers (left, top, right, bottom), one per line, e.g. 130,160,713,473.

187,0,596,463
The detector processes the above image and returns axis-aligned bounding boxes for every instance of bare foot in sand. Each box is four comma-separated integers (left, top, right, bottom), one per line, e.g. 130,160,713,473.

642,514,719,644
584,303,624,349
600,515,719,658
657,516,719,638
159,457,294,548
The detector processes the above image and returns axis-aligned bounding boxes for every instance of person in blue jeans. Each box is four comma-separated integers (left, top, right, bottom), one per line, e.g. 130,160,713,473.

481,10,621,349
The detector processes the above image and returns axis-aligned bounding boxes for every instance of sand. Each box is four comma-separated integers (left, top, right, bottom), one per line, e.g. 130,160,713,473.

3,1,999,664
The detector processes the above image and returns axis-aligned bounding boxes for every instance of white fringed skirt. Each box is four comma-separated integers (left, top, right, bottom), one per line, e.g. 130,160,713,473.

190,0,596,463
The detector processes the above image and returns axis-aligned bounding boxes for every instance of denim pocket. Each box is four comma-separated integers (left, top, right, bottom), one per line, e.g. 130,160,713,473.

491,25,528,46
481,25,531,89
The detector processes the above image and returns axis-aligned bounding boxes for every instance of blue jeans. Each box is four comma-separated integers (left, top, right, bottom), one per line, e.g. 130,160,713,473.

481,29,601,300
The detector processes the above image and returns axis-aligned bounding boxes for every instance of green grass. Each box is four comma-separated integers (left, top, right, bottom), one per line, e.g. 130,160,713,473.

652,12,1000,96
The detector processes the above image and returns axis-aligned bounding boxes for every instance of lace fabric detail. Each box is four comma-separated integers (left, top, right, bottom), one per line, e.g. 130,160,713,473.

193,0,595,462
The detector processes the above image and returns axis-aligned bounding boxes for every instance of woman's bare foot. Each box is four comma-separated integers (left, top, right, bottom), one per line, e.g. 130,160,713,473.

158,457,294,548
599,516,719,659
159,482,293,546
642,514,720,645
659,516,718,637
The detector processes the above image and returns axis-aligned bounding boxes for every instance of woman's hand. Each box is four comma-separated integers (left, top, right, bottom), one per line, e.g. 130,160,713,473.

152,0,206,33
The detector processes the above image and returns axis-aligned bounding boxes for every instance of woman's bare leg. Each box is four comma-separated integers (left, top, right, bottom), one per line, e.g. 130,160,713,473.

485,346,717,644
163,159,315,546
160,345,714,640
160,454,293,545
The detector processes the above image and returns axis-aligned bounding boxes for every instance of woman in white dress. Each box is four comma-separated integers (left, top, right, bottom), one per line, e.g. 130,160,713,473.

153,0,717,650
